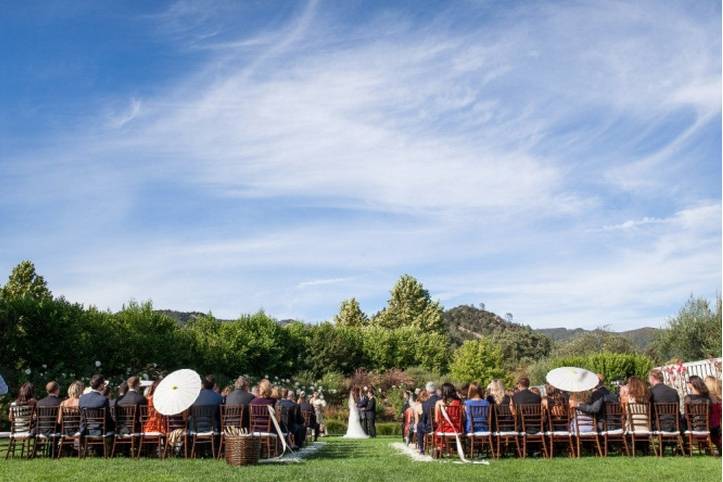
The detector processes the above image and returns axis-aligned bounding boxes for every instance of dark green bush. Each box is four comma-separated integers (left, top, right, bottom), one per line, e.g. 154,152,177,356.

530,352,654,386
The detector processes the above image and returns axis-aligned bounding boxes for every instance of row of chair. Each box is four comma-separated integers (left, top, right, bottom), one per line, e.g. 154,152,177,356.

423,401,715,459
5,403,316,460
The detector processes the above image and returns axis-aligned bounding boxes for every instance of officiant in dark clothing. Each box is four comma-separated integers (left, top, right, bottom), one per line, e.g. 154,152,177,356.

357,388,369,434
363,388,377,438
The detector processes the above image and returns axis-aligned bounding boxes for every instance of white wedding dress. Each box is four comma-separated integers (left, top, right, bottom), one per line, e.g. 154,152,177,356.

343,392,369,439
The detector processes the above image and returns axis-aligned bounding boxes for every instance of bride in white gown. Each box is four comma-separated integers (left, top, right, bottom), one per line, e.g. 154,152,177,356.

343,387,369,439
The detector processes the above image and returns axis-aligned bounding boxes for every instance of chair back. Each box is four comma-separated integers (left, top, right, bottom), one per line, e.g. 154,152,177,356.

570,407,596,434
424,402,437,432
438,403,463,433
276,401,293,430
684,402,710,432
35,406,59,437
250,404,273,433
114,405,137,436
466,402,490,433
604,402,624,431
60,407,81,436
82,408,107,436
494,403,517,433
653,402,680,433
518,404,544,434
189,405,218,434
9,405,34,435
221,404,244,431
547,401,570,433
166,413,187,433
626,402,651,432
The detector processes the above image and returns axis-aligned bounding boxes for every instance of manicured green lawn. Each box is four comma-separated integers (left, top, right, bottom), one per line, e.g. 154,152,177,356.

0,436,720,481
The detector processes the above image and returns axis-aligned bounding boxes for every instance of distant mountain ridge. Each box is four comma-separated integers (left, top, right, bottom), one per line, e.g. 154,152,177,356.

536,327,660,350
156,307,660,350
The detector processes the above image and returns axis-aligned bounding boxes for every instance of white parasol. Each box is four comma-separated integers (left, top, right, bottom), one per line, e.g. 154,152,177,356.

546,366,599,393
153,369,202,415
0,374,7,395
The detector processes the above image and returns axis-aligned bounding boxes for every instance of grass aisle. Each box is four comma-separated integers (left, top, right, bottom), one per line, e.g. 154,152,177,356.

0,436,720,481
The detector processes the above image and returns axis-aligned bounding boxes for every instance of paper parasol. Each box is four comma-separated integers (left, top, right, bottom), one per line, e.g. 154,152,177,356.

0,374,7,395
153,369,202,415
546,366,599,393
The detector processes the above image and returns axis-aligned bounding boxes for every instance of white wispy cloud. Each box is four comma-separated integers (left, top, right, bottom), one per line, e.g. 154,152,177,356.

0,0,719,327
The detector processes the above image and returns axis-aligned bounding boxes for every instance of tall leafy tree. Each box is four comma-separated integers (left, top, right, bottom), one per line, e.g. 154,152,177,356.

373,275,444,332
334,298,369,327
652,295,722,362
1,260,52,300
449,339,508,386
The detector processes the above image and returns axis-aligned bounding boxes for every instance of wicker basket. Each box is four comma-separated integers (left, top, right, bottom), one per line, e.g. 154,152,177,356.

224,435,261,466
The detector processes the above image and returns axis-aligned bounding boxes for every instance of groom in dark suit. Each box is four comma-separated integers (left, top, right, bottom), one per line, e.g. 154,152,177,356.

357,387,369,435
364,388,377,438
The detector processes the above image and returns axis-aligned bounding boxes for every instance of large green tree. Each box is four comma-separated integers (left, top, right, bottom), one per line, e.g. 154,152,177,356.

373,275,444,332
1,260,52,300
652,295,722,362
449,338,508,386
334,298,369,327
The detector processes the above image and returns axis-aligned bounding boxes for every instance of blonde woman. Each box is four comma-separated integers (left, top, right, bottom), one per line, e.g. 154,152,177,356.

57,380,84,423
485,379,509,406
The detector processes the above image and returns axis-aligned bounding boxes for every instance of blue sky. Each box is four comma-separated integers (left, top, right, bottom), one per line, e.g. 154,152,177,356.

0,0,720,330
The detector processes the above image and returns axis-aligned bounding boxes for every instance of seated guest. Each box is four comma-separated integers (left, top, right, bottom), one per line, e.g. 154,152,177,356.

575,374,619,430
464,383,490,433
251,385,260,397
298,392,318,441
250,379,276,408
225,376,255,430
512,377,541,407
417,382,441,455
647,369,679,431
79,374,114,435
143,380,165,434
434,383,464,448
619,376,650,433
37,381,62,408
9,382,37,423
190,375,223,432
685,376,711,404
705,376,722,453
277,389,305,449
569,391,595,433
486,379,511,430
411,390,428,446
58,381,84,423
113,381,128,410
221,385,233,399
542,384,568,417
621,376,648,405
117,376,147,408
270,385,281,402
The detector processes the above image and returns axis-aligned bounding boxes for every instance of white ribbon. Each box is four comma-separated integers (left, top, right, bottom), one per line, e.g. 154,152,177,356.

267,405,294,458
439,404,489,465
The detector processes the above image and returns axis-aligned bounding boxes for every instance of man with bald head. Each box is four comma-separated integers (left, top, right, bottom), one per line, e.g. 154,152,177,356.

37,381,62,407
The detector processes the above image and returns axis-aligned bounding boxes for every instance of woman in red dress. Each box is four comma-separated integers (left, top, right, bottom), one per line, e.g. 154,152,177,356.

143,380,165,434
434,382,464,452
